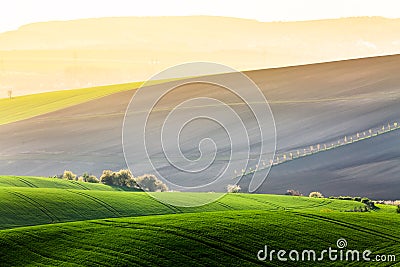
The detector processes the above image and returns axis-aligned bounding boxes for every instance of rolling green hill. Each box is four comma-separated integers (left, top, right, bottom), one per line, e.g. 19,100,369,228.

0,176,371,230
0,186,365,230
0,210,398,266
0,175,398,266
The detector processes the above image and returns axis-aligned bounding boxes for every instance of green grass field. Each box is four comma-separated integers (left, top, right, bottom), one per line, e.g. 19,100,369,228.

0,175,398,266
0,78,180,126
0,83,141,126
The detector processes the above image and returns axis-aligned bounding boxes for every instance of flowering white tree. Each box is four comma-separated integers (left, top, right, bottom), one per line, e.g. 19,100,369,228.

227,184,241,193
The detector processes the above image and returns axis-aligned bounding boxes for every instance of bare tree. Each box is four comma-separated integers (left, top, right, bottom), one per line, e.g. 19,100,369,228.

7,89,12,99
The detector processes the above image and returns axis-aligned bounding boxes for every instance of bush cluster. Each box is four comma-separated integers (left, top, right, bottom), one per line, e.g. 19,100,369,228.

309,191,324,198
285,189,303,196
226,184,241,193
329,195,376,210
54,169,169,192
345,206,370,212
53,170,99,183
99,169,137,188
135,174,169,192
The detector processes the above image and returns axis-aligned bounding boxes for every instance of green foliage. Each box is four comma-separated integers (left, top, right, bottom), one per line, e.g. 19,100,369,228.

227,184,241,193
361,197,370,204
397,205,400,214
99,170,115,185
115,169,137,188
86,175,99,183
79,173,99,183
285,189,302,196
338,196,353,201
99,169,138,188
135,174,168,192
309,191,324,198
62,170,76,180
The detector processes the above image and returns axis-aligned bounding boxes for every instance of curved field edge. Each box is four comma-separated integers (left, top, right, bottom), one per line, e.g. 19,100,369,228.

0,210,398,266
0,78,177,126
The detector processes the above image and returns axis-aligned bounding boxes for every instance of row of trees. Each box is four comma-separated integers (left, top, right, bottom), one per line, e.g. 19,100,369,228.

59,171,99,183
56,169,168,192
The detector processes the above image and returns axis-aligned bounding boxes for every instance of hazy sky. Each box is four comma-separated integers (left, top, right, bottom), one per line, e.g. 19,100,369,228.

1,0,399,33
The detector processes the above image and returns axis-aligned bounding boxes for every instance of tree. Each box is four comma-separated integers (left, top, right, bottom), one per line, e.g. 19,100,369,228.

62,170,77,180
99,170,115,185
285,189,303,196
115,169,137,188
227,184,241,193
361,197,370,204
87,175,99,183
397,205,400,214
7,90,12,99
135,174,168,192
79,172,99,183
309,191,324,198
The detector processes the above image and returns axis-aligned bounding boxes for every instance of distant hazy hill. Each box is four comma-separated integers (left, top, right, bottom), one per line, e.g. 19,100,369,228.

0,16,399,95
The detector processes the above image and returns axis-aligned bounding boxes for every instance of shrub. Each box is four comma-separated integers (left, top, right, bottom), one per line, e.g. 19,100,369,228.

285,189,303,196
99,169,137,187
361,197,370,204
367,201,376,210
353,197,362,202
78,172,89,182
86,174,99,183
135,174,168,192
345,206,369,212
309,191,324,198
397,205,400,214
76,173,99,183
62,170,76,180
227,184,241,193
115,169,137,188
99,170,115,185
338,196,352,201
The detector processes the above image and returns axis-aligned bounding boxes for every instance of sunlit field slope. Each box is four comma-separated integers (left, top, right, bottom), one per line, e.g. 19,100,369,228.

0,175,125,191
0,82,144,126
0,210,399,266
0,175,399,266
0,78,178,126
0,176,365,230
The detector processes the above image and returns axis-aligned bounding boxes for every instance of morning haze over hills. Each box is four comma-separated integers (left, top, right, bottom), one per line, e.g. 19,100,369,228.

1,16,400,96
